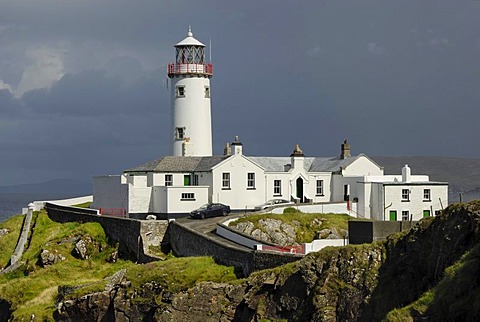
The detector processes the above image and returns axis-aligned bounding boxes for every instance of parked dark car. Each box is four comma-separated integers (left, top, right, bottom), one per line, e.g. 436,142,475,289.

190,203,231,219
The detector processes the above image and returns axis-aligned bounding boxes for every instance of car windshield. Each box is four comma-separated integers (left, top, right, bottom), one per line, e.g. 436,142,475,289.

197,204,209,210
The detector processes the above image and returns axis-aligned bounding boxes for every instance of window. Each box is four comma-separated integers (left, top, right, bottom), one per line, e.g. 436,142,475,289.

402,211,409,221
274,180,281,195
176,86,185,97
181,193,195,200
316,180,324,196
204,86,210,98
222,173,230,189
175,127,185,140
193,174,199,186
423,189,431,201
247,173,255,189
435,210,441,216
402,189,410,201
165,174,173,186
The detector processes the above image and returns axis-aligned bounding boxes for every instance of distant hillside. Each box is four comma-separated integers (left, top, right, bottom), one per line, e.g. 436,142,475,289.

372,156,480,200
0,179,91,194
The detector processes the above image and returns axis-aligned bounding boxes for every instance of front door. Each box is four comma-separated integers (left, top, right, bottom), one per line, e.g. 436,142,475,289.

423,210,430,218
296,177,303,203
389,210,397,221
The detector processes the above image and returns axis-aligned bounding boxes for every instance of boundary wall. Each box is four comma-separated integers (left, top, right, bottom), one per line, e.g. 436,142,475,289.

169,220,302,276
22,195,93,214
45,203,168,263
217,217,348,255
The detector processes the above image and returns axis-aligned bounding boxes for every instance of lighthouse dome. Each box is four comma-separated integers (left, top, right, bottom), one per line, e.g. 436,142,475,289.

175,27,205,47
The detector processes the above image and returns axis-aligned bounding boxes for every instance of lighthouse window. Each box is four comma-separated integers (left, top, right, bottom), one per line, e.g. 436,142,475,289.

175,127,185,140
204,86,210,98
176,86,185,97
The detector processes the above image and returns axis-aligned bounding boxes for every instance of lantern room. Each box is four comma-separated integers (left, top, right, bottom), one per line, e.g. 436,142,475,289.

168,27,213,77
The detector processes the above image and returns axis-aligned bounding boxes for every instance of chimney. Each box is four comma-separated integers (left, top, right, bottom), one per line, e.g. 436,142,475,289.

182,137,191,156
290,144,305,170
231,136,243,155
224,142,232,156
402,164,411,183
340,139,351,159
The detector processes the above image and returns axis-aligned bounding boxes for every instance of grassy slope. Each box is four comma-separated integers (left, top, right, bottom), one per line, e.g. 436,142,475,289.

231,209,351,243
0,214,24,269
0,210,237,321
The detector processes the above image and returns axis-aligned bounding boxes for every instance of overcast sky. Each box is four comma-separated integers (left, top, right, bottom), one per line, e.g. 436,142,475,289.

1,0,479,186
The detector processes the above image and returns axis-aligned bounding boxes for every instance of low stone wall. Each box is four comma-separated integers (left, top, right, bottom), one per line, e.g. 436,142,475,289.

45,203,169,263
10,207,33,266
169,220,302,276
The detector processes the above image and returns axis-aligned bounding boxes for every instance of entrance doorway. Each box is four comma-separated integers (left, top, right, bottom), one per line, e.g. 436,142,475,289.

296,177,304,203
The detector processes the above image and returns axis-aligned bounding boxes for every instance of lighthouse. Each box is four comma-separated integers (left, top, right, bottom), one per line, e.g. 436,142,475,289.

168,27,213,157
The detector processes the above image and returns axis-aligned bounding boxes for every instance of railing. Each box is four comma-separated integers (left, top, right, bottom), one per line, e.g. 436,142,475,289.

260,244,305,254
99,208,127,218
168,63,213,76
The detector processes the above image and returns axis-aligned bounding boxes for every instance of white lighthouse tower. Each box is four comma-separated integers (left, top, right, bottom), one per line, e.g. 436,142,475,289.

168,27,213,157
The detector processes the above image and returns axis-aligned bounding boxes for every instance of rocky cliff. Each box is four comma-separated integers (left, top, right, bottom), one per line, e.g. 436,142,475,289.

53,201,480,321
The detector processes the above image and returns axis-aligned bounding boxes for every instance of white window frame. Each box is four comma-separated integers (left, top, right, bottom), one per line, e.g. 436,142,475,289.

247,173,255,189
181,192,195,201
165,174,173,186
273,180,281,196
402,211,409,221
222,172,230,189
423,189,431,201
193,174,199,186
175,127,185,140
401,189,410,201
176,85,185,98
316,179,324,196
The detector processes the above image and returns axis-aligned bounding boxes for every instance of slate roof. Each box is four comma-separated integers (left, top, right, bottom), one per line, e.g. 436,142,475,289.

125,154,368,174
124,156,229,173
249,155,363,173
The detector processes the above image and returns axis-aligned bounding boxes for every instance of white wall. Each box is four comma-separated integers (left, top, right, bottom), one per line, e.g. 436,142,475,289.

212,154,266,210
92,175,128,211
162,186,209,213
171,76,212,156
341,156,383,176
305,239,347,254
270,202,351,215
382,184,448,221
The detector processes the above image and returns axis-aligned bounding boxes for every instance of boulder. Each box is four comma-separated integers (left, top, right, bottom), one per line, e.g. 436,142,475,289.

39,249,65,267
0,228,9,238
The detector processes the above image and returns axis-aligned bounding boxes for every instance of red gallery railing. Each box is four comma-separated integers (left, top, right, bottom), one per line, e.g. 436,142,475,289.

168,63,213,76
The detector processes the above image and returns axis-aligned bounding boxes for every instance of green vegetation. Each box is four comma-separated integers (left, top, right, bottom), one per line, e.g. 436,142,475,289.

0,214,24,269
384,243,480,321
230,211,351,243
0,210,238,321
73,201,92,208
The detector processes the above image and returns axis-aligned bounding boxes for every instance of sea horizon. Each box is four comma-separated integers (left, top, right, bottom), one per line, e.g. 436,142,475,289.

0,192,89,223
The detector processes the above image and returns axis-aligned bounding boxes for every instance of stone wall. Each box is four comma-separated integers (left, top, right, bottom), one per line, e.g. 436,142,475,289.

45,203,169,263
169,220,302,276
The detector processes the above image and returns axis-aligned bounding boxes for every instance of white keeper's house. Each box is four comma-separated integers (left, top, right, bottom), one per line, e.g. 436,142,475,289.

92,28,448,221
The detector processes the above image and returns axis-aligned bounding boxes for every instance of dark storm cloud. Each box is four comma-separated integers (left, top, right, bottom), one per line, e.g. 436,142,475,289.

0,0,479,186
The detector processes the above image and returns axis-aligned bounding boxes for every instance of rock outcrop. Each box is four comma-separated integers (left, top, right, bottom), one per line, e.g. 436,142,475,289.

53,201,480,321
39,249,66,267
